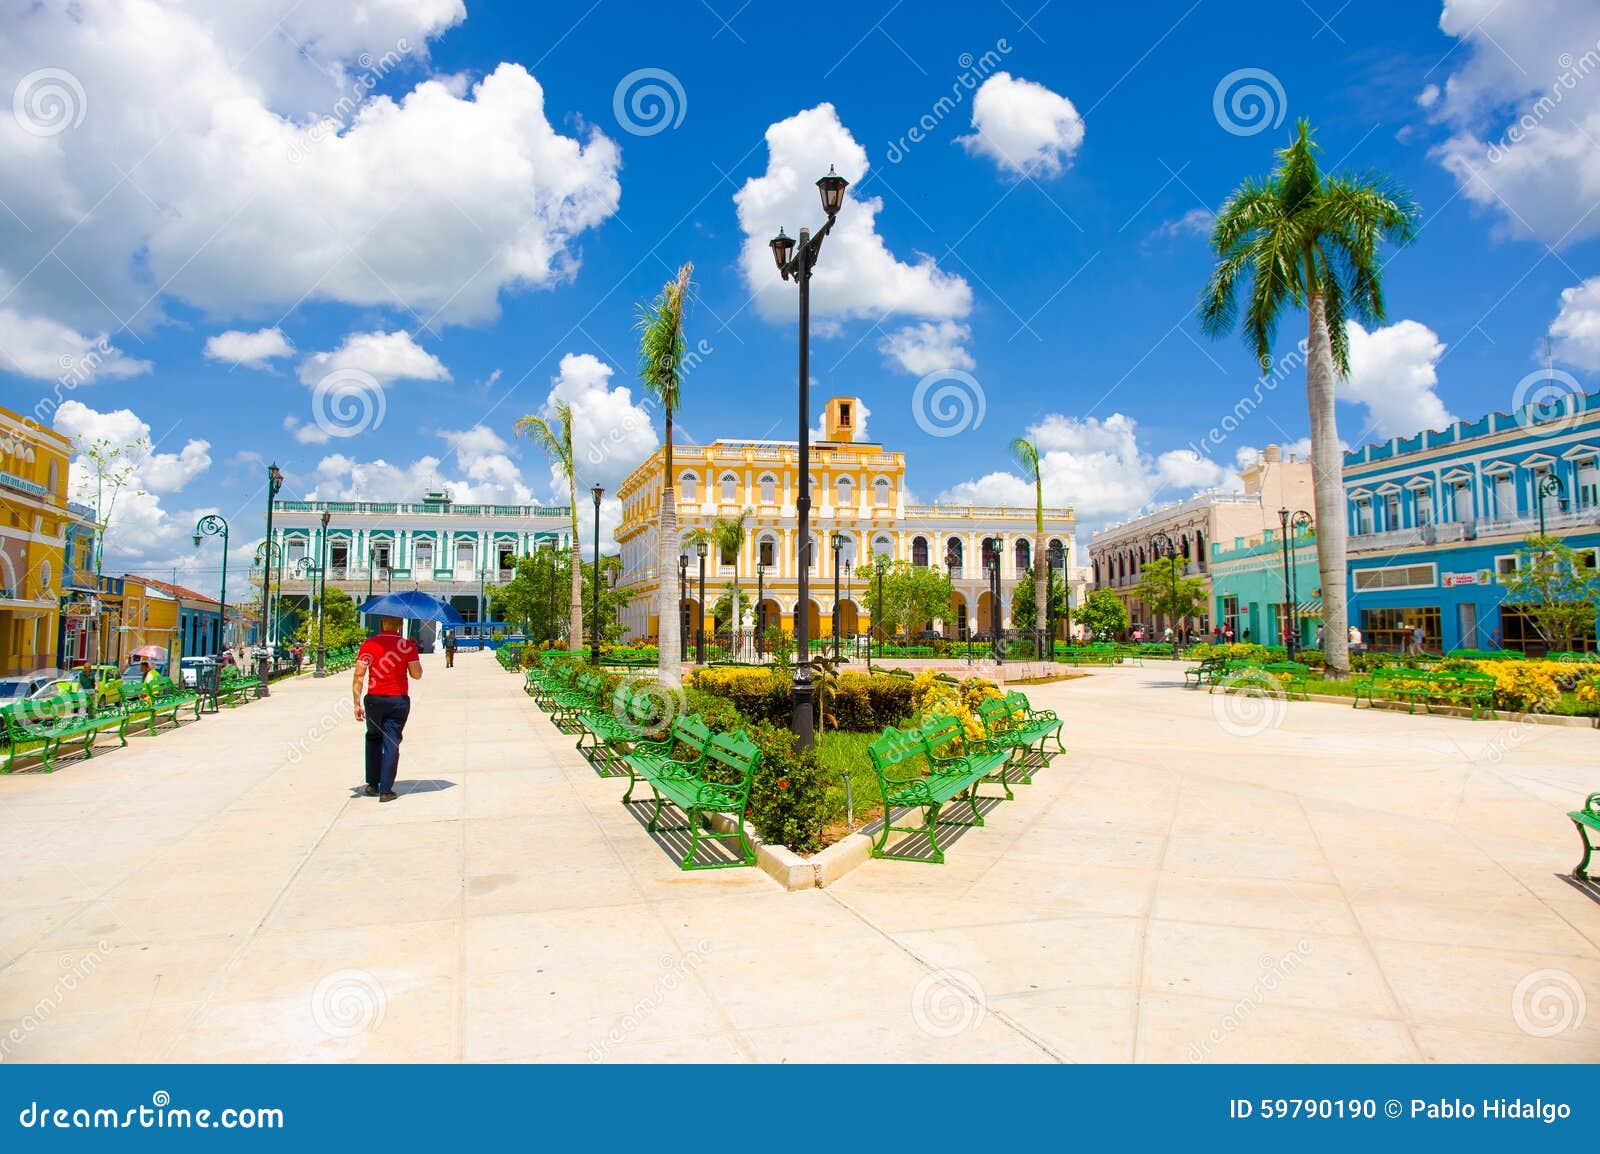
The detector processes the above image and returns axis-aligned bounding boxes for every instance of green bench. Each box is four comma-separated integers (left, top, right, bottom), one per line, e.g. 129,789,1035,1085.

1184,655,1228,686
975,691,1065,783
1208,660,1311,700
621,715,760,870
1567,793,1600,881
864,713,1011,864
1353,666,1496,719
549,670,603,732
2,689,128,773
576,681,665,777
125,676,202,734
1059,645,1121,667
216,669,260,706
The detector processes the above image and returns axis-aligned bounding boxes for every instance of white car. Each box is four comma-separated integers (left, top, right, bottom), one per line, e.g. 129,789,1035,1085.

179,656,217,688
0,671,69,702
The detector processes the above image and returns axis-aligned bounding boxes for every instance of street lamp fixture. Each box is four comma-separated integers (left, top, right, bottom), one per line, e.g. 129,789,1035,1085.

677,553,689,662
314,511,330,676
695,539,708,665
1276,508,1313,661
591,484,604,666
770,164,850,751
831,533,845,661
1537,472,1565,538
192,514,229,660
755,561,767,658
1148,530,1182,656
985,550,1002,665
262,462,283,653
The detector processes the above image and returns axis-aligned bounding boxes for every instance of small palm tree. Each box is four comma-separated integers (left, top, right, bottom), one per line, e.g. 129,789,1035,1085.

1010,436,1048,653
711,508,751,653
515,400,584,651
636,263,694,686
1200,119,1417,679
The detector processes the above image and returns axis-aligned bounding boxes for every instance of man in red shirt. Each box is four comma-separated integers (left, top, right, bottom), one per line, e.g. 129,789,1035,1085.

352,616,423,802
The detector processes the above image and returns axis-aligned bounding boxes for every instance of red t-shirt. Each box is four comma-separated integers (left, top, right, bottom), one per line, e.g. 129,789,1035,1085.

358,632,418,696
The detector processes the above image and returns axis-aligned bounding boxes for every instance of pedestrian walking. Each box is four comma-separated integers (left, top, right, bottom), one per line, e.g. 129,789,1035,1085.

352,616,422,803
443,630,456,669
1411,622,1425,656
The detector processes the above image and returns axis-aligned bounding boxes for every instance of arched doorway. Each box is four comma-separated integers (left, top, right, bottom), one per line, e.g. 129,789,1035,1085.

806,599,822,639
836,600,860,637
947,591,968,639
756,598,782,640
977,590,1000,636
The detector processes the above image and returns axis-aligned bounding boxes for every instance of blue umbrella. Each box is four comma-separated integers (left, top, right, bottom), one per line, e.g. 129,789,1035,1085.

359,589,466,625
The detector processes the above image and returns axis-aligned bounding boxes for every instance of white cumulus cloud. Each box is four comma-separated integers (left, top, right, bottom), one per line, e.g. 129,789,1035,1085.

0,308,150,382
958,73,1085,179
878,321,975,376
1551,276,1600,370
1340,320,1456,439
204,327,294,368
734,104,971,326
297,330,450,387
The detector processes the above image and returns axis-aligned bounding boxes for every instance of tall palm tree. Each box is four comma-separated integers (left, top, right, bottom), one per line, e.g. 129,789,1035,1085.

1010,436,1048,651
515,400,584,651
711,508,751,654
1200,119,1417,678
636,262,694,686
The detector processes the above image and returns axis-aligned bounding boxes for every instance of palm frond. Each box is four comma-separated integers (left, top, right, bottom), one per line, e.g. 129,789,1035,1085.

514,401,574,479
635,262,695,410
1008,437,1040,481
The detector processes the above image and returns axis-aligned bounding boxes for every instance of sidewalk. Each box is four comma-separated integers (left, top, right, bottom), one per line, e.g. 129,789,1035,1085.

0,653,1595,1062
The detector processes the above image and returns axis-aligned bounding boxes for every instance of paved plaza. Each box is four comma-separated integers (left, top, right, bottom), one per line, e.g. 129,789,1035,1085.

1,653,1596,1063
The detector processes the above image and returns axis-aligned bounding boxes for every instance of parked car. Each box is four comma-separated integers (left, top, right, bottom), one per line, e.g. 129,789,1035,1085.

68,664,125,708
0,672,67,703
179,656,216,688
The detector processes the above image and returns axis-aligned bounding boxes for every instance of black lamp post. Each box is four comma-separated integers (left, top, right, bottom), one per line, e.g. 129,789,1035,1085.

986,550,1003,665
591,484,604,666
843,557,853,659
192,514,229,657
872,554,887,670
946,552,966,663
756,561,766,658
770,164,849,750
695,539,707,664
1276,508,1313,660
830,533,844,661
546,542,557,647
315,511,330,676
1537,473,1565,537
1148,530,1183,654
262,462,282,648
677,553,689,662
1045,550,1056,661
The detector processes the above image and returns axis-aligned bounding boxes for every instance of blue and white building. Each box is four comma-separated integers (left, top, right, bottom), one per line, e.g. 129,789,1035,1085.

1343,392,1600,654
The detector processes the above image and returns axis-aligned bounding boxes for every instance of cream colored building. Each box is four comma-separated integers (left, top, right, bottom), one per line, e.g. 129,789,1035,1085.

614,397,1076,642
1088,444,1315,635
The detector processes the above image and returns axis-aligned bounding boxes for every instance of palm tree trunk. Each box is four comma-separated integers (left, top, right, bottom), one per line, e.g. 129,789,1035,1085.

1306,291,1351,679
568,477,583,649
656,485,680,687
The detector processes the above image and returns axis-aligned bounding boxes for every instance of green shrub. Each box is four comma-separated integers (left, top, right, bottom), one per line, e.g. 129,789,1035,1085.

742,720,830,854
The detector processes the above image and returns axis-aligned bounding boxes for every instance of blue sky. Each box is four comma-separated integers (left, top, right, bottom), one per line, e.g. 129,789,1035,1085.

2,0,1599,594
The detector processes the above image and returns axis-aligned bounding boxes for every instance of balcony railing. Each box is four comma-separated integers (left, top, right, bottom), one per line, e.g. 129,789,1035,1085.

1343,512,1600,554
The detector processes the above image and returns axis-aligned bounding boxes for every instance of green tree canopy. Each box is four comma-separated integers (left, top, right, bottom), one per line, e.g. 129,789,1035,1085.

486,546,570,641
870,558,954,636
1502,536,1600,652
1133,556,1208,625
293,585,365,649
1009,569,1069,631
1078,588,1129,640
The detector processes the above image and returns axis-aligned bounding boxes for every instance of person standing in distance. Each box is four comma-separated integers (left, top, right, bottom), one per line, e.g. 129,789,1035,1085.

353,615,422,802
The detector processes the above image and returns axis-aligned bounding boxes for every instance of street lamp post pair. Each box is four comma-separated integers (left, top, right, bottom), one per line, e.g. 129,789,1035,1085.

985,551,1002,665
1276,508,1313,662
755,562,766,659
769,164,850,751
1148,530,1185,658
830,533,851,662
694,539,707,665
677,554,689,662
591,484,604,666
192,515,229,681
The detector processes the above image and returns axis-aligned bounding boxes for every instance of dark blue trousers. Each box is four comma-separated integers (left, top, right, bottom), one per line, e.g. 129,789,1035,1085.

364,694,410,793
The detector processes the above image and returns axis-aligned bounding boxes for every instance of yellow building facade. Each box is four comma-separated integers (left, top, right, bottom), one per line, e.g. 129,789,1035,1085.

0,406,72,675
614,397,1076,641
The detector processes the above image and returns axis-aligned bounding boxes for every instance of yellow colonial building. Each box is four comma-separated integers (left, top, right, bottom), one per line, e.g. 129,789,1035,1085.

614,397,1076,642
0,406,72,675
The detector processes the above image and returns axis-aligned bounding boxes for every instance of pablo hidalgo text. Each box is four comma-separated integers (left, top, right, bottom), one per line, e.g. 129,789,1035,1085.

1411,1099,1570,1123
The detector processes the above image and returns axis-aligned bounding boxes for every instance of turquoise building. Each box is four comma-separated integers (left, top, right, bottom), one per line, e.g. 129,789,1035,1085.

1342,390,1600,654
1208,524,1322,647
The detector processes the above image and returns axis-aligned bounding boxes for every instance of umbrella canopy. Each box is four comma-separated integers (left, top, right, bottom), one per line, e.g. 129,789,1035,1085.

358,589,466,626
129,645,168,661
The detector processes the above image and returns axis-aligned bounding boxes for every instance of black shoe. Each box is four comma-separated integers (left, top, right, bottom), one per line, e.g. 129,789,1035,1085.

379,791,398,803
363,785,379,797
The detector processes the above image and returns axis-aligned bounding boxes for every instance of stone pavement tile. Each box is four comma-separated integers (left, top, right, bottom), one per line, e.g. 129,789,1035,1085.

1412,1024,1600,1063
1135,994,1419,1063
1371,939,1600,1044
39,892,278,949
463,862,643,919
989,985,1137,1062
1142,920,1402,1018
0,1002,201,1063
691,939,938,1033
649,891,868,953
1160,828,1337,885
169,977,456,1062
964,862,1159,919
212,919,457,1004
0,904,91,968
462,964,728,1061
0,868,107,913
582,1031,750,1064
463,769,591,818
999,824,1167,871
739,1011,1054,1063
1152,874,1363,937
830,885,1069,935
894,916,1144,999
464,907,682,978
1346,885,1596,956
0,939,237,1019
107,857,303,904
336,784,465,826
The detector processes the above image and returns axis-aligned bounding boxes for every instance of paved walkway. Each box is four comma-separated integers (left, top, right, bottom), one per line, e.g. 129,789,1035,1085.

1,653,1596,1062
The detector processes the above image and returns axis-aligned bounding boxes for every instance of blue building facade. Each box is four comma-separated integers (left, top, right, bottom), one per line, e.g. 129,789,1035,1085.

1343,392,1600,655
1209,525,1322,648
